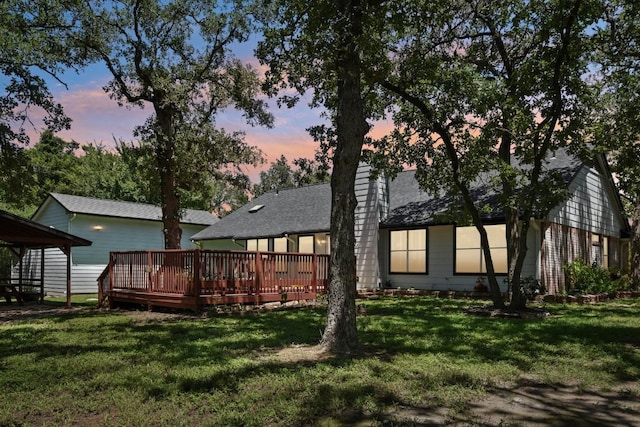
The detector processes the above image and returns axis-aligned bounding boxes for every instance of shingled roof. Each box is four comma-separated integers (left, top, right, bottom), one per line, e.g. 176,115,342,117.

383,149,584,227
36,193,218,226
0,209,91,249
191,184,331,241
192,149,587,240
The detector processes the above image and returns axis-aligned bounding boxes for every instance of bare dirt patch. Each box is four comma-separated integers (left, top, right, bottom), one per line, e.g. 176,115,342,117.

0,302,90,323
267,344,335,364
383,383,640,426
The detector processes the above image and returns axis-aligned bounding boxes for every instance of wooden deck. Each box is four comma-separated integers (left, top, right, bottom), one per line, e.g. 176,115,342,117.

98,249,329,311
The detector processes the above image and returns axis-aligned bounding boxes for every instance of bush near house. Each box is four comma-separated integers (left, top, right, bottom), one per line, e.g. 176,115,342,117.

563,259,635,296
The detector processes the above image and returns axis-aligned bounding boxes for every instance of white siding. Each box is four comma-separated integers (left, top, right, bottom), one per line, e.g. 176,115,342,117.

354,164,386,289
380,224,538,292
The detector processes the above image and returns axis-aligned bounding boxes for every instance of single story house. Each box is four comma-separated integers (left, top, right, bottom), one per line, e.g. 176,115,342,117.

20,193,218,295
191,151,629,295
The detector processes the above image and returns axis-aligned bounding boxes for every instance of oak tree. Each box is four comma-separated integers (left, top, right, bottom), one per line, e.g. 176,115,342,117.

78,0,272,248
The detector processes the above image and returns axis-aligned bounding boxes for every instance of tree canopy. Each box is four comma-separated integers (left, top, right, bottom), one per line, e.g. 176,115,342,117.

75,0,272,248
253,155,330,196
365,0,603,309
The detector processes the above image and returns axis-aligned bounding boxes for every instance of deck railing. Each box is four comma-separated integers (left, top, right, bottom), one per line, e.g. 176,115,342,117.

99,249,329,307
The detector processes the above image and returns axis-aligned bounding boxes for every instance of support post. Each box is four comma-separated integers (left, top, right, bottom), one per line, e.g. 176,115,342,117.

40,247,45,303
65,245,72,308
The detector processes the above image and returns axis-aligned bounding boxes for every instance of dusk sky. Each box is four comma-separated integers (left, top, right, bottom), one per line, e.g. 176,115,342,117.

32,41,393,183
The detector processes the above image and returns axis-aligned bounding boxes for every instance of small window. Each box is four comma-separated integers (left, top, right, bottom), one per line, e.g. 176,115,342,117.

248,204,264,213
591,234,609,269
390,229,427,273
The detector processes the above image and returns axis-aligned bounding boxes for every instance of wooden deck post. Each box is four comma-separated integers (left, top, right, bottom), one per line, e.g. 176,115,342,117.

312,254,318,296
255,251,263,304
108,253,115,309
147,251,153,293
193,249,202,311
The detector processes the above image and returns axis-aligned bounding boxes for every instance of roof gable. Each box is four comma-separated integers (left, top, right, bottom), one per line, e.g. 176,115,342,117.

33,193,218,226
383,149,584,227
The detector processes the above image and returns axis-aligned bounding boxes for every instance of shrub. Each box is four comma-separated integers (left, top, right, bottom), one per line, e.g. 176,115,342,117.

563,259,615,295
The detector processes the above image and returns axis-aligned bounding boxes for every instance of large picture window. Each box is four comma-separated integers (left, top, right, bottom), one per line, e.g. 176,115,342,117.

390,229,427,273
455,225,508,274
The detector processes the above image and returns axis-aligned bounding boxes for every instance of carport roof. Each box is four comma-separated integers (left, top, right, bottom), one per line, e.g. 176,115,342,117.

0,209,92,249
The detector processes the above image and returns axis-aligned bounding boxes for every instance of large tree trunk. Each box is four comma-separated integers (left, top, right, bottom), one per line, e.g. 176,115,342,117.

319,0,367,355
631,201,640,288
506,212,529,311
155,107,182,250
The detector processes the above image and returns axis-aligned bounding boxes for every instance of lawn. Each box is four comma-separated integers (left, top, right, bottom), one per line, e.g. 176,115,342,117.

1,296,639,426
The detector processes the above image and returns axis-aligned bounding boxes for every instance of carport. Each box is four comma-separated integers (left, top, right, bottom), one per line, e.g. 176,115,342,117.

0,209,91,307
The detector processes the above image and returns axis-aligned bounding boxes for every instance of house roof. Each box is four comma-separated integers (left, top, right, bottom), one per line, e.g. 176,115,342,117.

35,193,218,226
192,150,591,241
383,150,584,227
385,150,586,227
0,209,92,249
191,184,331,241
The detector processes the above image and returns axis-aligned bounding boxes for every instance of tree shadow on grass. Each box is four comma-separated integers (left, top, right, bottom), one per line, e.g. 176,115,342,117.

2,297,640,426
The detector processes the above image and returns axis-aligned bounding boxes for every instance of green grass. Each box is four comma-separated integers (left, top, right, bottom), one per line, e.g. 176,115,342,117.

1,297,639,426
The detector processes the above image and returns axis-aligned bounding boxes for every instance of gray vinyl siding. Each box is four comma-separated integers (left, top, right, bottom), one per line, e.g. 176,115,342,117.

542,165,625,294
355,164,384,289
63,215,206,265
26,204,210,294
548,165,624,236
14,248,101,295
33,199,70,232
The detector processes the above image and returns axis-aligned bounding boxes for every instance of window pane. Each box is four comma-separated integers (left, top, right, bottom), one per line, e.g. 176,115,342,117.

246,239,257,251
407,251,426,273
273,237,287,252
316,235,330,254
258,239,269,252
456,227,480,249
390,252,407,272
408,229,426,250
390,230,407,251
456,249,481,273
298,236,314,253
489,248,508,274
486,224,506,248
